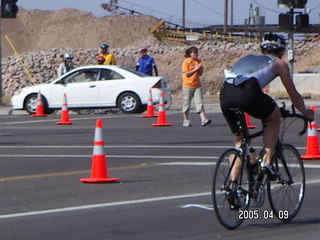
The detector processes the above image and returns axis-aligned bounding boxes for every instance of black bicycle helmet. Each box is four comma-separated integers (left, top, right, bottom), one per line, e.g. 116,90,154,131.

260,33,286,52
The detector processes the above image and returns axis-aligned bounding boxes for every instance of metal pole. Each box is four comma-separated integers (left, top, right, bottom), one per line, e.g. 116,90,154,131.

230,0,233,26
287,8,294,79
288,32,294,78
182,0,185,29
0,19,3,105
224,0,228,33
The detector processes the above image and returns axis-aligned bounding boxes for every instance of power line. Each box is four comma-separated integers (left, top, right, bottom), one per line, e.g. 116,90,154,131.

252,0,281,14
119,0,215,27
309,3,320,11
192,0,224,17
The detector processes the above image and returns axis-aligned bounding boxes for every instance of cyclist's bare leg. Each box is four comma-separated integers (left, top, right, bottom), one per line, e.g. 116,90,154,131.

229,135,243,184
263,107,281,165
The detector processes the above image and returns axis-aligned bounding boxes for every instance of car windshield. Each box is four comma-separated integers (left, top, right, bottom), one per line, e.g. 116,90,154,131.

118,66,149,77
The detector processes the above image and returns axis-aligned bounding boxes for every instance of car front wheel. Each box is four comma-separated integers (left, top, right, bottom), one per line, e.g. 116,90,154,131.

117,92,141,114
24,94,55,115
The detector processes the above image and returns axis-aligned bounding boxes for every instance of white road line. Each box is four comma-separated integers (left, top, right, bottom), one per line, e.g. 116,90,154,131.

0,192,211,220
0,154,218,159
0,145,234,149
181,204,213,210
158,162,320,169
158,162,216,166
0,116,125,125
2,178,320,220
1,154,320,168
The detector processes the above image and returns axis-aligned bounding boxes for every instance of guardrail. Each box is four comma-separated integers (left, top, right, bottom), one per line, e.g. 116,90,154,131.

154,29,260,43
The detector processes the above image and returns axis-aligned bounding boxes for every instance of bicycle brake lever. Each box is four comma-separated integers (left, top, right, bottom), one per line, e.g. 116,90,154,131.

298,119,309,136
291,104,296,115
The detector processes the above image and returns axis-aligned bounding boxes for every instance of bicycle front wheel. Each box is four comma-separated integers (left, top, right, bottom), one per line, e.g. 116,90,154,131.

267,144,305,222
212,148,250,230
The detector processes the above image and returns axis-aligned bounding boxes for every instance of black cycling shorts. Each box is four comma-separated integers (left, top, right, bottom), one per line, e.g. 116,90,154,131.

220,78,276,135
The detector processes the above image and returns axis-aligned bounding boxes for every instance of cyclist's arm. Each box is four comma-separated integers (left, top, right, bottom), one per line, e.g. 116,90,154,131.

273,59,314,121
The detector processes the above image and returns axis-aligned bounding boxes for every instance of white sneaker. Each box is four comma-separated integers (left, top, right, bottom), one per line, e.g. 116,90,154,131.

201,119,212,127
183,120,192,127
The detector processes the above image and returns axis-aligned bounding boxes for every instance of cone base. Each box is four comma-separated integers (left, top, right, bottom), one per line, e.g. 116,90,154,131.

142,114,157,118
32,114,48,117
80,177,120,183
56,121,73,125
152,123,172,127
301,155,320,160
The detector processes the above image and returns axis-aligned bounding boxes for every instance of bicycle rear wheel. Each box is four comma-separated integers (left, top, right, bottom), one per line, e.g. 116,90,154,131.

212,149,250,230
267,144,305,222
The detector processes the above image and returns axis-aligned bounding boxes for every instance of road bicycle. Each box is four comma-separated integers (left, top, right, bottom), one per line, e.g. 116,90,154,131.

212,103,308,230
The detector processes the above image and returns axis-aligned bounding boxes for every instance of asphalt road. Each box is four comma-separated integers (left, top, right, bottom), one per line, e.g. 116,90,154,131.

1,109,320,240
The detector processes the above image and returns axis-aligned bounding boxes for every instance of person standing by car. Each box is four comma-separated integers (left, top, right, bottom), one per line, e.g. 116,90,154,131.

57,53,75,77
181,46,211,127
136,48,158,76
99,44,116,65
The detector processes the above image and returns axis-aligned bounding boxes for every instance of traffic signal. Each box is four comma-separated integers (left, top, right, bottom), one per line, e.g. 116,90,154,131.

1,0,18,18
278,0,307,9
296,13,309,28
279,13,294,31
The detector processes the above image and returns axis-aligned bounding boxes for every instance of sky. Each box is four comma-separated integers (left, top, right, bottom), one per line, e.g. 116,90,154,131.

17,0,320,28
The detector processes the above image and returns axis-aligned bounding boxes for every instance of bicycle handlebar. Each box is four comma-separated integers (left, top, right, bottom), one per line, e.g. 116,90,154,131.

279,102,308,136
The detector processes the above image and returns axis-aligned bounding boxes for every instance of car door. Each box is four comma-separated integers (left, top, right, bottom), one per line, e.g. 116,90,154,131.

97,69,126,106
50,69,101,107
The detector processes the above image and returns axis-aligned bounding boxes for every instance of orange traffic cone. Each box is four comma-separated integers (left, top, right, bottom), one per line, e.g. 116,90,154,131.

245,113,256,129
56,93,73,125
80,119,120,183
301,106,320,160
152,91,172,127
142,89,157,118
32,91,48,117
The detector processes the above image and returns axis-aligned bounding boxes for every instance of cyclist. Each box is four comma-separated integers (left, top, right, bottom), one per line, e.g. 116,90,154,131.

220,33,314,193
99,44,116,65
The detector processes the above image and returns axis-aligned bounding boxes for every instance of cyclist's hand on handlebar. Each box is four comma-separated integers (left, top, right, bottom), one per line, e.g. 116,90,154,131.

305,109,314,122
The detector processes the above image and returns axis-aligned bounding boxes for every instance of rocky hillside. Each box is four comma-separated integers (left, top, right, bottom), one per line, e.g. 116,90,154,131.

2,8,320,100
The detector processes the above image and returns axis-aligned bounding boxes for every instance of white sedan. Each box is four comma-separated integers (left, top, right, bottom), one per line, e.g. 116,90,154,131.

11,65,171,114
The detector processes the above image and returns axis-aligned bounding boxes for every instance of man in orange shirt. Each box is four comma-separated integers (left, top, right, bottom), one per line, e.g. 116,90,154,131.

181,46,211,127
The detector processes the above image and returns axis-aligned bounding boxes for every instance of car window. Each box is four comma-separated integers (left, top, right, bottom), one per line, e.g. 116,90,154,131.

63,70,99,84
99,69,124,81
118,66,149,77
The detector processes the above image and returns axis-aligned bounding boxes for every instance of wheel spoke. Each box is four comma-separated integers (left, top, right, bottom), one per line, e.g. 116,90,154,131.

267,144,305,222
212,149,250,230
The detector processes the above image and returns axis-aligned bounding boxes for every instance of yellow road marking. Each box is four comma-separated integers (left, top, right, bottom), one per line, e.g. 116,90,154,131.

0,163,154,182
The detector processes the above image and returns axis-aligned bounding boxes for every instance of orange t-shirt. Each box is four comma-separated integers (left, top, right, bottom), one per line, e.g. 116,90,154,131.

182,57,201,88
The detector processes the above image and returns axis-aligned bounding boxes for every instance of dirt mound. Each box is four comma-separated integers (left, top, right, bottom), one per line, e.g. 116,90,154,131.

2,8,159,57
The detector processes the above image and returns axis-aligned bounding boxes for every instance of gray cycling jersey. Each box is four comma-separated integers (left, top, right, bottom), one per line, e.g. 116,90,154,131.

224,54,277,89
